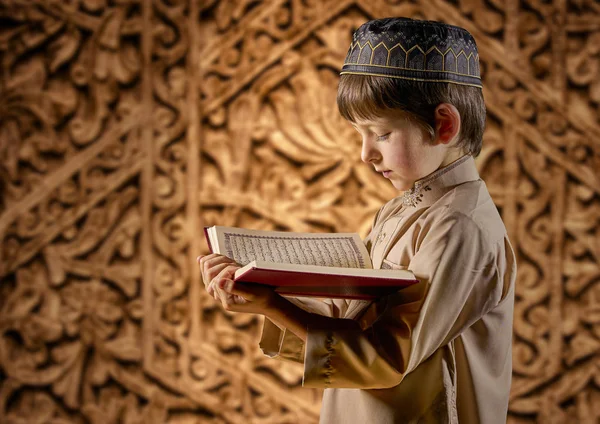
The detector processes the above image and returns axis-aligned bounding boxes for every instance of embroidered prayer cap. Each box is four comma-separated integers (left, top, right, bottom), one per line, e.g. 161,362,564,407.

341,17,482,88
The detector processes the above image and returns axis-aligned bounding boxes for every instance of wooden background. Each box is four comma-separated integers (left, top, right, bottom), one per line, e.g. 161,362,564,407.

1,0,600,422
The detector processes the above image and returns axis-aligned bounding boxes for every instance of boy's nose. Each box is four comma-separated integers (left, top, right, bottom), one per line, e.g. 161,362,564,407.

361,139,381,164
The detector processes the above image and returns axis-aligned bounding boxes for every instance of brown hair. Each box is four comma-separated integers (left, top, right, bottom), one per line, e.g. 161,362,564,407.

337,75,486,156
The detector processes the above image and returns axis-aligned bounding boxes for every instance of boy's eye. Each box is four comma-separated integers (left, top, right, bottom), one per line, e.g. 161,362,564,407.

376,133,391,141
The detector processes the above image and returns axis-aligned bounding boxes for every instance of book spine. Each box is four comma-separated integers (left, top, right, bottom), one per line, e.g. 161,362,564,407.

203,227,214,253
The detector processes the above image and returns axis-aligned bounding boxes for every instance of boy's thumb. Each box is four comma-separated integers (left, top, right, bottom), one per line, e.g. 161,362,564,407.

223,280,254,299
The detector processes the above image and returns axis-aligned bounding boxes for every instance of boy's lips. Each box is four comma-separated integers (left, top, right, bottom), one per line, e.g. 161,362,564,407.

374,167,392,178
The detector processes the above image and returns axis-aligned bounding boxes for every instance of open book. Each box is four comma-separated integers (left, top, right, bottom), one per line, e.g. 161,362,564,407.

204,226,418,299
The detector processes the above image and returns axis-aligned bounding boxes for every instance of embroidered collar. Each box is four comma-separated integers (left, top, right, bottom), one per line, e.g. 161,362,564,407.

401,155,479,208
402,182,432,208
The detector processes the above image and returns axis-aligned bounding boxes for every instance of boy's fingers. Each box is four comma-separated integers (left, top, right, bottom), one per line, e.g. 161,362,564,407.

201,256,231,275
204,262,232,285
216,285,247,309
199,265,236,300
211,265,240,291
215,264,239,280
201,264,224,289
198,253,219,267
213,284,231,305
200,261,237,289
198,254,217,283
218,279,256,301
198,253,233,271
218,288,233,310
198,259,249,310
198,255,238,283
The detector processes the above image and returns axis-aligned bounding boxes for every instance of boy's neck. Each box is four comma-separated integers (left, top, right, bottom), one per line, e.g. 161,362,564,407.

400,150,469,195
440,149,468,168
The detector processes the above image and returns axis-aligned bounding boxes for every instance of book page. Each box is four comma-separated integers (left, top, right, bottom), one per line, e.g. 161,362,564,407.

209,226,372,269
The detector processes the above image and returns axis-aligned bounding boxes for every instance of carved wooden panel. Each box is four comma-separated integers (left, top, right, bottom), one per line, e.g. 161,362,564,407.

1,0,599,422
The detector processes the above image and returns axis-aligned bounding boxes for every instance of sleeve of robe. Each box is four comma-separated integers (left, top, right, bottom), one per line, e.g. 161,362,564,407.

259,297,352,363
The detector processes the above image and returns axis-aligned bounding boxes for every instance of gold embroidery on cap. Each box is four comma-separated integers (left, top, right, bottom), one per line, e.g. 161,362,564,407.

344,40,480,81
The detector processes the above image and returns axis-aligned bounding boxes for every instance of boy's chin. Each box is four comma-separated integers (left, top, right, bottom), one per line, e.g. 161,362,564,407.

391,179,413,192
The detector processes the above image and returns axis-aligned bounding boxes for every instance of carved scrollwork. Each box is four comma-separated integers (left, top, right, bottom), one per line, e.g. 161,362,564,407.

1,0,599,423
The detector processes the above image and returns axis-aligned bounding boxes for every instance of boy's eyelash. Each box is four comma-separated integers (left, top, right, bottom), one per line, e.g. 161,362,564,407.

376,133,391,141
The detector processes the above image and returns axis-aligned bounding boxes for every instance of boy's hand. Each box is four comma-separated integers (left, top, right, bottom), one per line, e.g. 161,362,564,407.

213,278,279,315
197,254,278,315
197,254,240,297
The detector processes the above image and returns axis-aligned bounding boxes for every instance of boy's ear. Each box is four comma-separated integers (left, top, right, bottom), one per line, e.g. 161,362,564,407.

434,103,461,145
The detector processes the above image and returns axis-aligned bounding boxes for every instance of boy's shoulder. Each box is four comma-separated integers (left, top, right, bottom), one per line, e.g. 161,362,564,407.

431,179,507,244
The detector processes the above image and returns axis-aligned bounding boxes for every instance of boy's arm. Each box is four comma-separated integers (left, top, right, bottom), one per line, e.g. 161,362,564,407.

257,296,357,363
263,295,358,343
198,253,353,362
259,294,355,363
231,210,514,389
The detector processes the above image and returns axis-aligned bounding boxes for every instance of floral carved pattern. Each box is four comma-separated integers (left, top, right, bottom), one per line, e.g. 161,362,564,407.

0,0,599,423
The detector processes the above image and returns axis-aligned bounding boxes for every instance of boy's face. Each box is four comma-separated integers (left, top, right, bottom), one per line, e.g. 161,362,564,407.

351,113,454,191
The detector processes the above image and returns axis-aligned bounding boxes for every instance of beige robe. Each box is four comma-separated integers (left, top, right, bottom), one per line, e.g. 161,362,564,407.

260,155,516,423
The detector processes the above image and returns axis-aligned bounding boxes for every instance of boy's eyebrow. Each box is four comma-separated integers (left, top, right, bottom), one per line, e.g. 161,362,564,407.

350,121,390,130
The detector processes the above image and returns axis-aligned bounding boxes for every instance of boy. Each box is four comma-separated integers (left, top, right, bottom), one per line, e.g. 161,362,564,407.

199,17,516,423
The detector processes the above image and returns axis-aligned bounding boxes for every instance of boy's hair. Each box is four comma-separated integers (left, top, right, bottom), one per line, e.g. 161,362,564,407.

337,74,486,157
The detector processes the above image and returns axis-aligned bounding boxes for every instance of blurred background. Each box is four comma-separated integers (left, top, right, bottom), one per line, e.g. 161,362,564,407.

1,0,599,422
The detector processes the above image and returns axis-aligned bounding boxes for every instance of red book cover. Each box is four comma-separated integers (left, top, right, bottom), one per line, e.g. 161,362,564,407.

235,264,419,300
